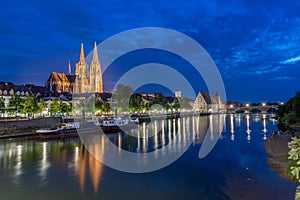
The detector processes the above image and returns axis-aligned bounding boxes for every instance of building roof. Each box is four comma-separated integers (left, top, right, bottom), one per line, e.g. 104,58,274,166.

0,82,32,96
96,92,112,101
200,92,212,104
26,84,47,97
49,72,71,83
0,82,15,91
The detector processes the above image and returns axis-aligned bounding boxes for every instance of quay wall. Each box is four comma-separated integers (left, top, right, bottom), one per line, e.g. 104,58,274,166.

0,117,62,130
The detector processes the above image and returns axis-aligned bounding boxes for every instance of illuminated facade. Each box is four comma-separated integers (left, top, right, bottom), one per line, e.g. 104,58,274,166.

175,89,181,98
47,42,103,94
193,92,211,112
75,42,103,94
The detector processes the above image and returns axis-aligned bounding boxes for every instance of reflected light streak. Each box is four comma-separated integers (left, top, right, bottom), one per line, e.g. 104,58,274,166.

246,114,251,135
230,114,235,141
14,145,23,184
38,142,50,183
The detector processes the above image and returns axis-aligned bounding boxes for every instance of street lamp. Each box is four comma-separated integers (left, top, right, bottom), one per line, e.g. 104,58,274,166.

262,102,266,106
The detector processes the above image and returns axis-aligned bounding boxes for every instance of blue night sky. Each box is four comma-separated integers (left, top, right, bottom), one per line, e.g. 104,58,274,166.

0,0,299,102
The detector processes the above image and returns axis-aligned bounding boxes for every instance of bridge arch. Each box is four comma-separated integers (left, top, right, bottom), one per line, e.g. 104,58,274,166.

267,107,278,113
251,108,261,113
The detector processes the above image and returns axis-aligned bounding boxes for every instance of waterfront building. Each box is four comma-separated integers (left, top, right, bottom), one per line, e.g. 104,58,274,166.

193,92,212,113
0,82,46,107
175,89,181,98
211,91,225,112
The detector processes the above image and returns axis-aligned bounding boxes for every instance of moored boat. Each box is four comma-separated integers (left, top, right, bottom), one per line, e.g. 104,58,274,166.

36,127,64,134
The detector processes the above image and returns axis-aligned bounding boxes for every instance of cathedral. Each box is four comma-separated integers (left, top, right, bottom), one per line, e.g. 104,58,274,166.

47,42,103,94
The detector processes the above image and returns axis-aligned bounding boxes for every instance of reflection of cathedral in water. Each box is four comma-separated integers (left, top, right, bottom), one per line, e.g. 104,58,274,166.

74,145,104,194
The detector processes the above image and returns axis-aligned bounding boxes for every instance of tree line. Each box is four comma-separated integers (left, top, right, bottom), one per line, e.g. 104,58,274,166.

0,84,193,118
113,84,192,113
0,95,71,118
277,91,300,130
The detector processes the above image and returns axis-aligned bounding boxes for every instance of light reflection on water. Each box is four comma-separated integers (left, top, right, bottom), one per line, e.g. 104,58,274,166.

0,115,297,200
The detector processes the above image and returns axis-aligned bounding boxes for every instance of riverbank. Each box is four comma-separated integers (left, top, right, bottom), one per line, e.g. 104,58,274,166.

0,117,63,140
264,136,292,180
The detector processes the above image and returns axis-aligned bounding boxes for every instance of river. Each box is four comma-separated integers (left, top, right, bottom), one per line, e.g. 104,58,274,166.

0,114,297,199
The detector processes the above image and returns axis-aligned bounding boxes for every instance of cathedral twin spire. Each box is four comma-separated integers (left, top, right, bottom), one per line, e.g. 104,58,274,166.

74,42,103,94
80,43,85,62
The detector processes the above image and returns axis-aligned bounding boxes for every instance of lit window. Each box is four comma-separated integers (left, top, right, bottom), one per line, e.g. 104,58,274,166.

0,90,2,95
3,90,7,95
21,91,24,96
10,89,14,95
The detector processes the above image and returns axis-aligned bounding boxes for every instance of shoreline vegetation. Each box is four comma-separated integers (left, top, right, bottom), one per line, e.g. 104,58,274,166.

264,92,300,185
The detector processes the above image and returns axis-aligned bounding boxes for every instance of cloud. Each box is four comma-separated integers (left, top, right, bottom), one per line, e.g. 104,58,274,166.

281,56,300,64
272,76,292,80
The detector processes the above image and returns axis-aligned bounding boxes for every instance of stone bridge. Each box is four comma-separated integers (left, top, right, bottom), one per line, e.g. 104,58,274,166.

227,105,278,114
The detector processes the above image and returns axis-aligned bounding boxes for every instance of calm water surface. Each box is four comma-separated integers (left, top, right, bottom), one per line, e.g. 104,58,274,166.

0,115,297,200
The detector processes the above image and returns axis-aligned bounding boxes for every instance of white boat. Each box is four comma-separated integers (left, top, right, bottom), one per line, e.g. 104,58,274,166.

129,114,139,123
102,118,129,127
65,122,80,129
36,127,64,134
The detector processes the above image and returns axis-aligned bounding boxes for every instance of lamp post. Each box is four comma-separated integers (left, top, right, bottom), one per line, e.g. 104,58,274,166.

81,99,85,122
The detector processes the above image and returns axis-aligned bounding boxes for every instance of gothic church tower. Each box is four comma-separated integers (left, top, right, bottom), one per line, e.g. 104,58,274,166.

74,44,89,93
89,42,103,93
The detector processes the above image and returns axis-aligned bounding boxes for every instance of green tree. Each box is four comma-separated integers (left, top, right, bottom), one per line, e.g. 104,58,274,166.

38,98,47,116
102,101,110,114
152,93,165,106
172,98,180,110
95,98,104,112
0,97,5,114
7,95,23,116
277,91,300,129
84,98,94,113
114,84,134,112
59,100,71,114
129,94,143,112
277,104,286,119
142,102,150,111
21,95,40,118
50,99,60,116
293,92,300,117
283,111,298,124
95,99,111,114
178,97,192,110
287,137,300,199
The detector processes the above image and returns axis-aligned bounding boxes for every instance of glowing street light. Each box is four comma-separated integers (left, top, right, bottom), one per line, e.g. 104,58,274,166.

262,102,266,106
245,103,250,107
